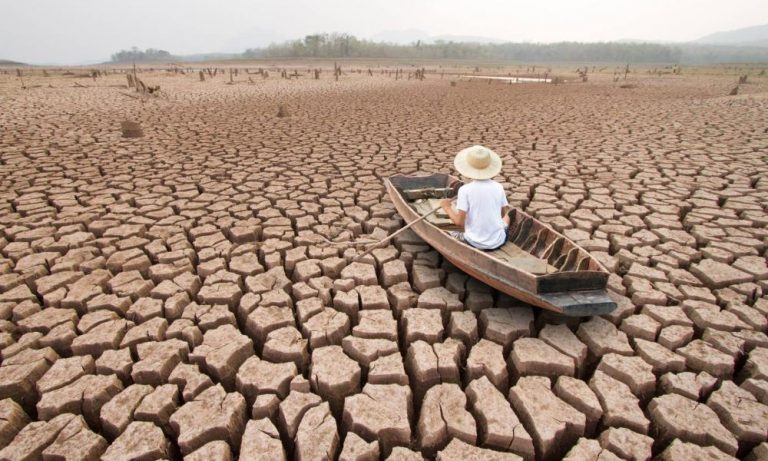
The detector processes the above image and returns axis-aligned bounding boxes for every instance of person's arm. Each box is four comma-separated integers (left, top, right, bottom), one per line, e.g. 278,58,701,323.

440,198,466,227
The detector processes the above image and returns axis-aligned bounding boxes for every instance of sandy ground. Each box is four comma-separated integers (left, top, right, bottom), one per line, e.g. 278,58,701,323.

0,64,767,460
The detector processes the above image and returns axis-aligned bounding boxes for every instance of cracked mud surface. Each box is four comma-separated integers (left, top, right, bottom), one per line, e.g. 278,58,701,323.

0,64,767,460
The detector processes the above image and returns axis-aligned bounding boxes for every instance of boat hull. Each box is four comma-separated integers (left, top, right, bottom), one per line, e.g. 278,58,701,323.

386,174,617,316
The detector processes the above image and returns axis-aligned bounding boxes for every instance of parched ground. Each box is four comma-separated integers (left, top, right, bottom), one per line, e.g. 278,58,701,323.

0,65,767,461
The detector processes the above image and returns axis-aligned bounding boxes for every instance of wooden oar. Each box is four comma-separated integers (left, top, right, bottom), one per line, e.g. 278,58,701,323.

352,204,444,262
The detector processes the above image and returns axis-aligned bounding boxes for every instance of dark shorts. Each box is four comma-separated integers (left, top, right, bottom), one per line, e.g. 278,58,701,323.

450,226,510,251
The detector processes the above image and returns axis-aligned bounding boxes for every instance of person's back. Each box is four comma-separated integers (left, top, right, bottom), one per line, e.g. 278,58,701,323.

455,179,508,249
441,145,510,251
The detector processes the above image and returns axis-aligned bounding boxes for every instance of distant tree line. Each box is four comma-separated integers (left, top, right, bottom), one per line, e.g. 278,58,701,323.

243,33,768,64
111,47,174,63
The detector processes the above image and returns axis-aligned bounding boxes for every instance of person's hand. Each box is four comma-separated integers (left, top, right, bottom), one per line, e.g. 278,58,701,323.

440,198,453,210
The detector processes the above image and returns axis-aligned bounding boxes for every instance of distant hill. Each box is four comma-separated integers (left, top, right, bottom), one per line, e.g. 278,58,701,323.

0,59,26,66
695,23,768,47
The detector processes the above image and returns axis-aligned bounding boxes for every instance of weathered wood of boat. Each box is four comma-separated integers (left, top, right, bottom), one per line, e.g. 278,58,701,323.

386,173,617,316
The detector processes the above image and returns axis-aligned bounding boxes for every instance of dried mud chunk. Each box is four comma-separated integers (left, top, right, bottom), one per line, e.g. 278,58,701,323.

169,384,246,455
619,314,660,341
387,446,425,460
406,340,463,404
99,383,154,439
690,259,753,288
465,339,508,391
508,376,586,461
343,383,412,454
185,440,232,460
562,437,622,461
252,393,280,420
401,308,444,344
649,392,738,456
300,308,351,349
387,282,418,315
0,413,76,461
278,390,322,440
595,353,655,399
0,398,30,447
436,438,523,460
263,326,309,371
588,371,649,434
40,413,107,461
417,287,462,316
17,307,78,334
108,270,155,301
659,371,717,400
657,325,694,350
236,355,297,402
633,338,685,374
538,324,588,373
448,310,478,346
382,259,408,287
309,346,361,416
339,431,379,461
95,347,133,382
295,402,340,461
133,383,178,432
168,362,213,401
245,304,295,349
553,376,603,435
120,317,168,351
479,308,533,354
126,297,163,323
707,380,768,444
132,338,189,386
71,318,131,357
101,420,169,461
597,427,652,461
741,378,768,405
368,353,409,386
353,310,398,341
197,283,243,310
341,262,378,285
466,376,534,459
577,317,633,358
418,383,476,457
658,439,738,461
37,374,123,429
510,337,576,379
356,285,390,310
342,336,399,369
240,418,286,461
743,347,768,380
676,339,734,378
295,297,324,324
36,355,95,394
189,324,254,390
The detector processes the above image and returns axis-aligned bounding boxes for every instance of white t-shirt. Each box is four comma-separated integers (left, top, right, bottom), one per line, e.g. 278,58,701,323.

456,180,509,250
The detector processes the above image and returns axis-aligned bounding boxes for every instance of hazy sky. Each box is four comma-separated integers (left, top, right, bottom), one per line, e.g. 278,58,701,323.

1,0,765,64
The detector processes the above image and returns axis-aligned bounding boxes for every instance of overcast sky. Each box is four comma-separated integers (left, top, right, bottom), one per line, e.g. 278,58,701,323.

1,0,765,64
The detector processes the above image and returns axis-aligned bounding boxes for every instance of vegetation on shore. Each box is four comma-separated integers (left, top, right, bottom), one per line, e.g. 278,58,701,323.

112,34,768,64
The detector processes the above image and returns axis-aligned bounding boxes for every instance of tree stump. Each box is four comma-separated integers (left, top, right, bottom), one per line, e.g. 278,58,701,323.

121,121,144,138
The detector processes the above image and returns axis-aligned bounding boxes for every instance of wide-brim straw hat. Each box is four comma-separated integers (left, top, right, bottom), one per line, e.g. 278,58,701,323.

454,145,502,180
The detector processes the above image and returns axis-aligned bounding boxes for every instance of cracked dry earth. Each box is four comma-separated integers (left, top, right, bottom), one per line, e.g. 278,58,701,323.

0,67,767,461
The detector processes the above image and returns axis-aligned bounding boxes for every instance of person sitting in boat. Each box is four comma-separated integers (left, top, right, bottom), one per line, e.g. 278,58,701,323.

440,145,510,251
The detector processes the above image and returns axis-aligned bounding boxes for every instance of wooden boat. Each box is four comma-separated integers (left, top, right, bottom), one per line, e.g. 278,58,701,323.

385,173,617,316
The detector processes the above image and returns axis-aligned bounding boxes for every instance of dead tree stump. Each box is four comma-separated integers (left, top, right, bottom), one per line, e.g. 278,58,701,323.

120,121,143,138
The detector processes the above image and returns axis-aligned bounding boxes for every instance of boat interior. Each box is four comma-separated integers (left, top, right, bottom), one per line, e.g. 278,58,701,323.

397,178,604,277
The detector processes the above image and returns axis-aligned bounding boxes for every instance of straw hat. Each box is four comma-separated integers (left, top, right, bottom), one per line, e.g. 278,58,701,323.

453,145,502,180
